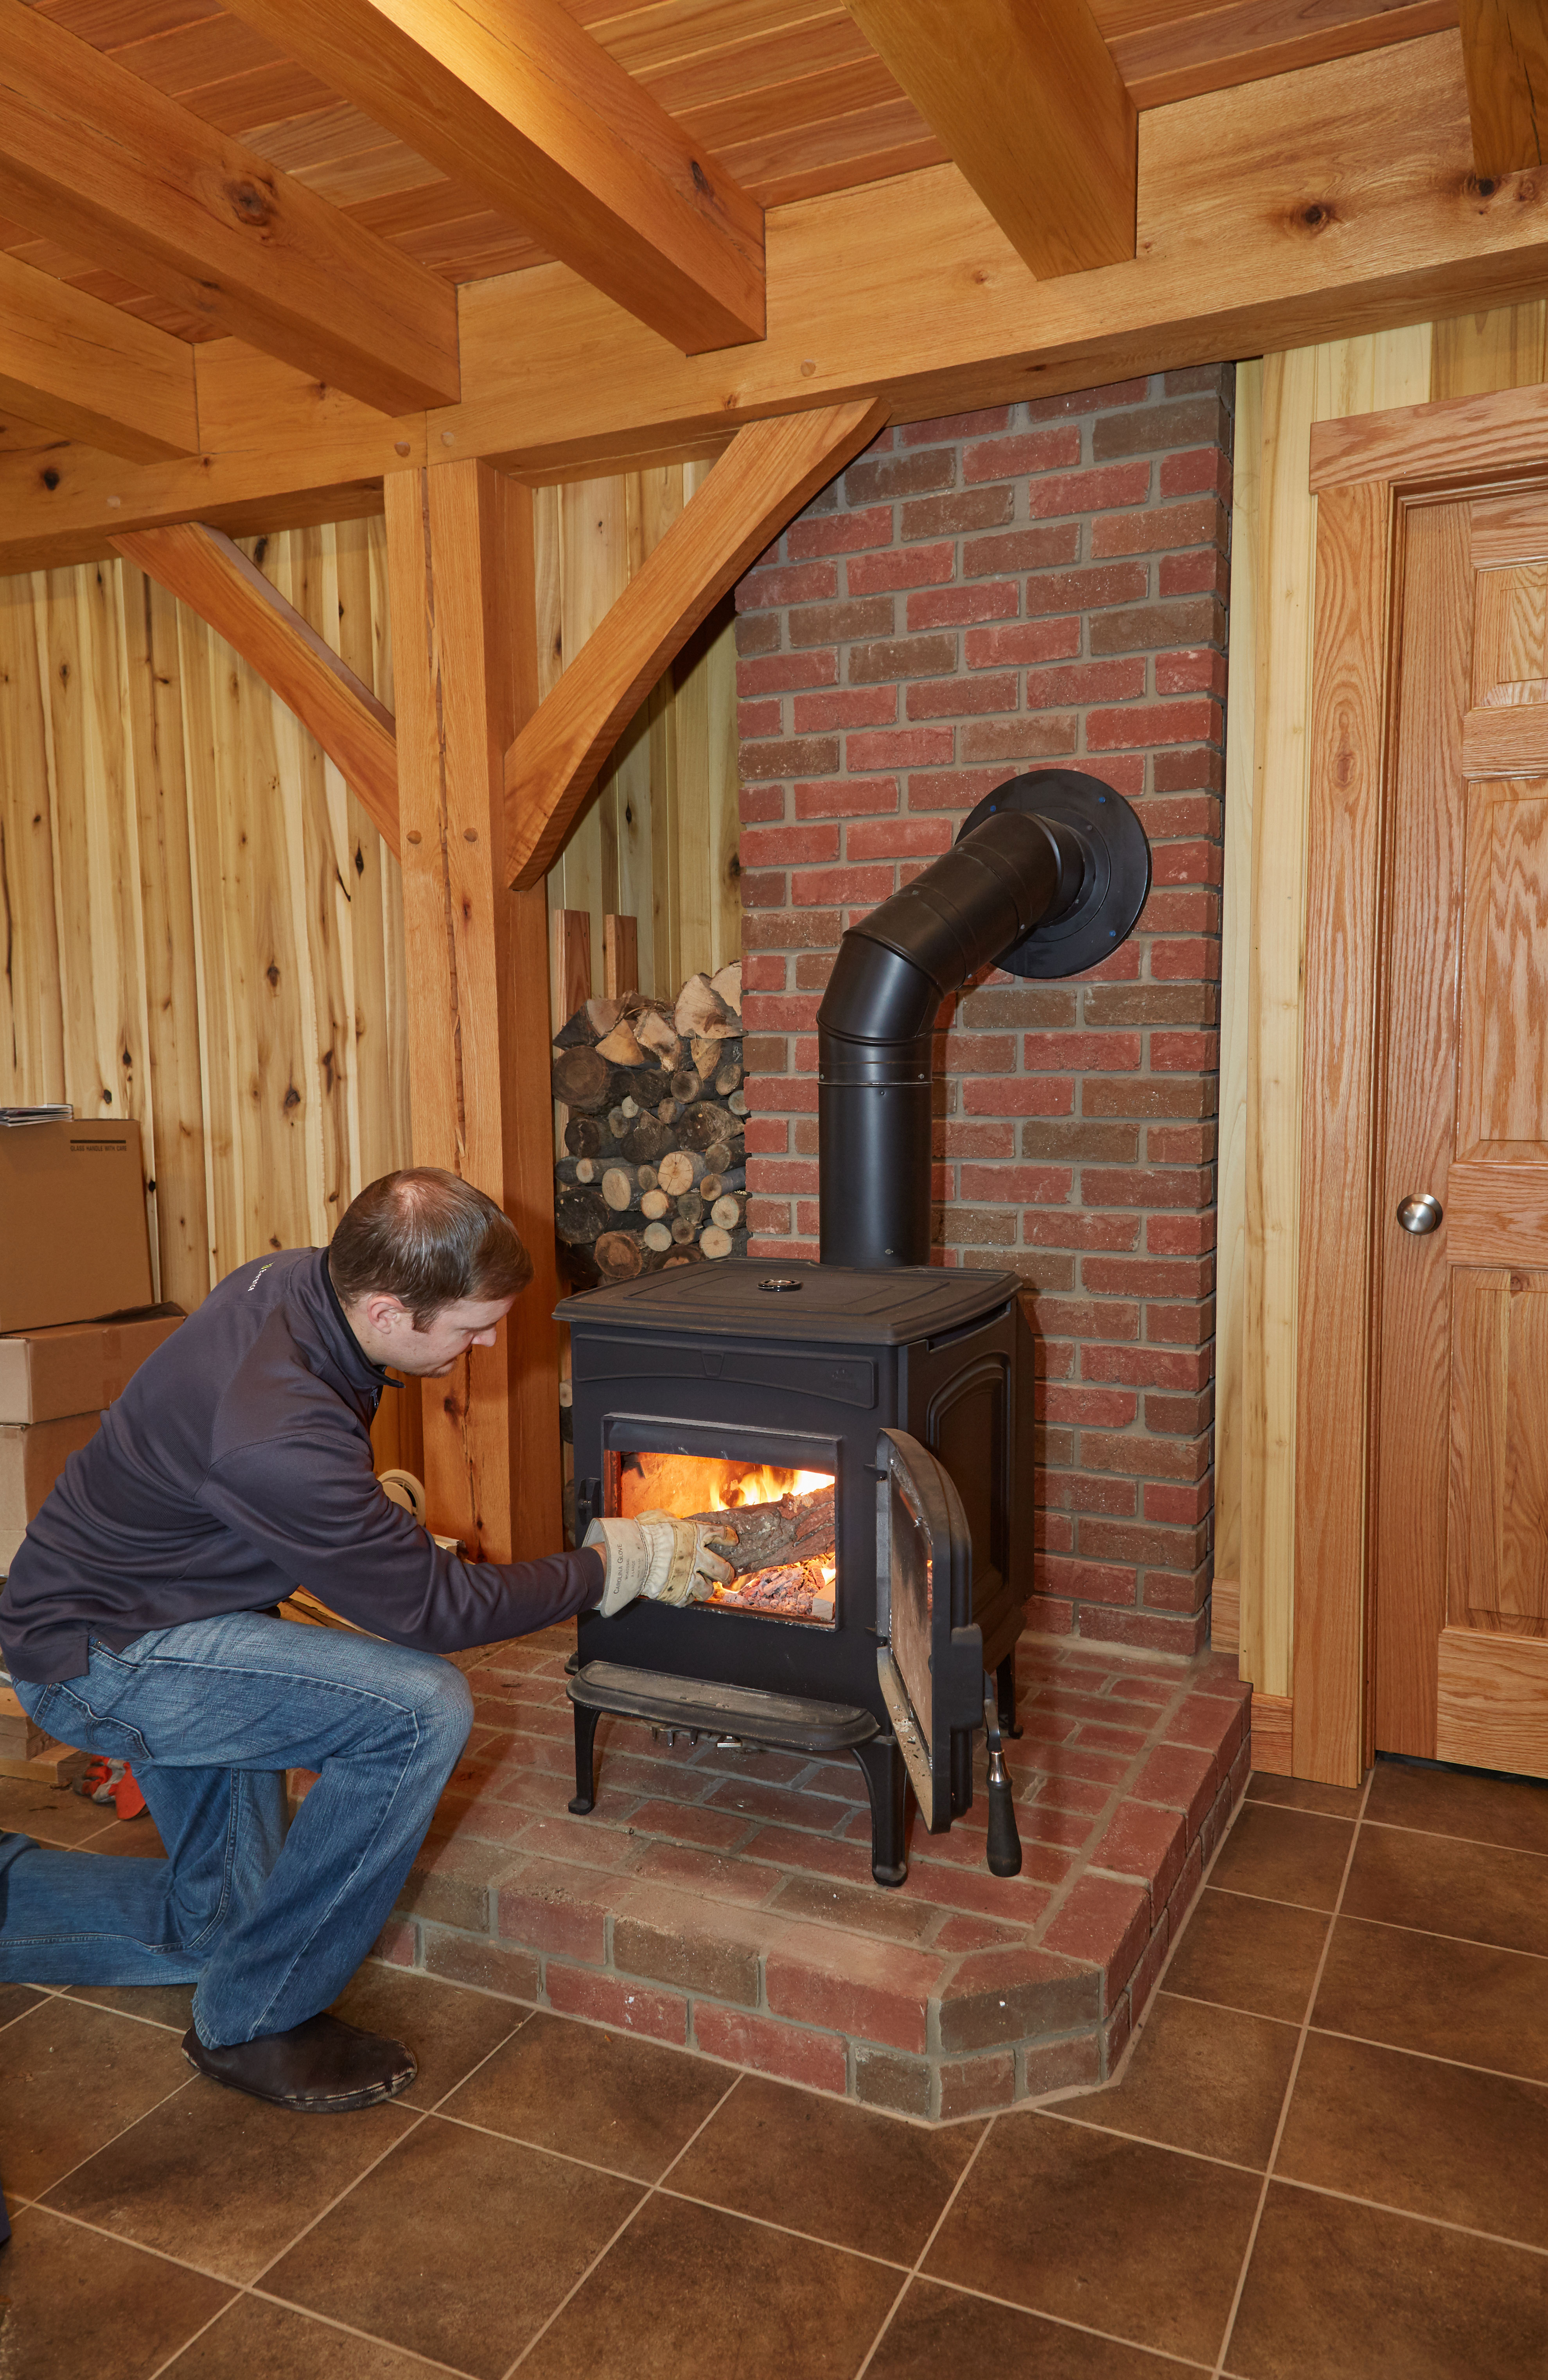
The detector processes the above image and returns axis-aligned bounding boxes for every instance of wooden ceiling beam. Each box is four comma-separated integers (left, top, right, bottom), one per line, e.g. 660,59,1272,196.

845,0,1137,276
3,36,1545,575
219,0,765,353
1459,0,1548,176
0,0,460,416
505,397,887,888
112,522,400,852
0,250,198,462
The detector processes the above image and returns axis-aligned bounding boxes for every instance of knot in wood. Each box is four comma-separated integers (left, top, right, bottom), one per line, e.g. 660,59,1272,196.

226,179,275,227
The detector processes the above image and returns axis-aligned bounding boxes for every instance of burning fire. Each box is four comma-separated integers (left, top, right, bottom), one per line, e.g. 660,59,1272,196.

711,1463,831,1508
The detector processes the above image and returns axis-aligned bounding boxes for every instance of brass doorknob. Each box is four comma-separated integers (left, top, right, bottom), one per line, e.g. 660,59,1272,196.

1397,1193,1443,1235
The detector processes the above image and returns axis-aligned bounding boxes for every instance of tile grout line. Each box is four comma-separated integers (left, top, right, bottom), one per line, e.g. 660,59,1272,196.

499,2058,748,2377
895,2269,1221,2373
155,1994,543,2365
1208,1760,1376,2380
848,2105,997,2380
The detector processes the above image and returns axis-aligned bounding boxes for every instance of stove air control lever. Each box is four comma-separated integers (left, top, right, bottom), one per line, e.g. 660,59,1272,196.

982,1684,1024,1878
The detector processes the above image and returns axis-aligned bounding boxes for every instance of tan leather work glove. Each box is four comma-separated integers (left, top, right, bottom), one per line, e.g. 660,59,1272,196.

584,1514,736,1616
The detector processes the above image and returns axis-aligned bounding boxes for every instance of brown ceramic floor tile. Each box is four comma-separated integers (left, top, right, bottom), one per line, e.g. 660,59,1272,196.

330,1963,528,2111
925,2114,1260,2365
441,2009,729,2182
1342,1823,1548,1956
0,1774,117,1845
1164,1887,1330,2024
517,2190,901,2380
1246,1772,1365,1818
163,2291,445,2378
0,2204,233,2380
668,2071,979,2262
1366,1756,1548,1856
1207,1804,1353,1912
868,2279,1210,2376
1225,2180,1548,2378
0,1996,192,2196
1059,1992,1297,2170
1276,2030,1548,2248
1314,1914,1548,2082
0,1979,47,2030
264,2110,641,2377
65,1979,196,2030
44,2071,417,2283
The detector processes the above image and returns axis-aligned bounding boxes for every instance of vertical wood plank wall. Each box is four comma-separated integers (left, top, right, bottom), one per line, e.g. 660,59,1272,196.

0,464,740,1334
1218,302,1548,1713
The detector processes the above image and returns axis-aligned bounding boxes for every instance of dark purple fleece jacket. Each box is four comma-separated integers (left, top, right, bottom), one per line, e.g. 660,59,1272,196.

0,1247,601,1683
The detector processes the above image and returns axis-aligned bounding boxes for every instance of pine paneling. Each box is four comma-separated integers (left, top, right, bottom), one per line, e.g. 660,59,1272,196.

0,464,738,1331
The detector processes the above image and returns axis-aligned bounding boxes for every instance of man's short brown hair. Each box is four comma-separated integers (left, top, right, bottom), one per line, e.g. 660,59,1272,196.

329,1168,532,1329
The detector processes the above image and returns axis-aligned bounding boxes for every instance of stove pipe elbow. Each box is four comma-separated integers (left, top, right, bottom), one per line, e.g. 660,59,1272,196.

815,780,1147,1269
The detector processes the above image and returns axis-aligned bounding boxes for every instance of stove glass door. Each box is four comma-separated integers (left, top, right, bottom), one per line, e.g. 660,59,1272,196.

874,1427,981,1830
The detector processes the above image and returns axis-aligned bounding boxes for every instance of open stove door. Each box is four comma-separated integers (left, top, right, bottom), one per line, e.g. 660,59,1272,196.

875,1426,984,1833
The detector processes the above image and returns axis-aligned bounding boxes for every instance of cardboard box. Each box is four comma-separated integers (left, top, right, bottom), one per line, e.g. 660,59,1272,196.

0,1119,153,1334
0,1410,102,1573
0,1305,183,1425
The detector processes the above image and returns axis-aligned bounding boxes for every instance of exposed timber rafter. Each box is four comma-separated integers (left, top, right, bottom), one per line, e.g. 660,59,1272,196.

0,0,460,417
3,36,1547,577
0,251,199,464
220,0,766,354
504,398,888,888
112,523,400,854
845,0,1138,276
1458,0,1548,176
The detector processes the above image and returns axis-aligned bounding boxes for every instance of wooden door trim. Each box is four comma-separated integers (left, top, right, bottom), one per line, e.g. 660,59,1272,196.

1298,401,1548,1784
1295,478,1398,1786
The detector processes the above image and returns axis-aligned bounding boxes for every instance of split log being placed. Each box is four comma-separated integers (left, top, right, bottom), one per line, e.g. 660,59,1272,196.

691,1034,723,1079
684,1482,833,1581
595,1019,647,1067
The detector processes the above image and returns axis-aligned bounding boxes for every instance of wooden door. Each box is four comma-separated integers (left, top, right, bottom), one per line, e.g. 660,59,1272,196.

1374,488,1548,1774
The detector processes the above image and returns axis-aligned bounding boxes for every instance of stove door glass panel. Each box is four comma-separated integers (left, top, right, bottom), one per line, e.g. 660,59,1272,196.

875,1427,981,1830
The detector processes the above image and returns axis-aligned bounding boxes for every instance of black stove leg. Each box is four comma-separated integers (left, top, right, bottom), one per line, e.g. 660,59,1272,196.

996,1652,1023,1739
853,1736,909,1887
568,1702,603,1816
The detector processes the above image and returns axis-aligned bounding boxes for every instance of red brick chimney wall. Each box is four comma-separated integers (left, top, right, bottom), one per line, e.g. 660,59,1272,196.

734,369,1231,1659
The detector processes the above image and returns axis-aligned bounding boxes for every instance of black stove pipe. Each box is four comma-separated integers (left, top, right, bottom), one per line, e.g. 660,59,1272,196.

816,808,1088,1269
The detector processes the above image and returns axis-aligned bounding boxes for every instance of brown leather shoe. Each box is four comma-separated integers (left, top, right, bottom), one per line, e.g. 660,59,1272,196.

182,2011,417,2112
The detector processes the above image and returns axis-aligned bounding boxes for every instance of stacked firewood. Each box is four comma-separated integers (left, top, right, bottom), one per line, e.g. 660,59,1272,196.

553,963,748,1287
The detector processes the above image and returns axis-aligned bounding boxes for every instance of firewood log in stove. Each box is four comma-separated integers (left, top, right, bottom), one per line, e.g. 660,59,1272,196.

675,1483,835,1582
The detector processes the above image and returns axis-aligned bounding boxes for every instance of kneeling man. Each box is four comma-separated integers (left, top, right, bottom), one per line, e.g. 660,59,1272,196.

0,1170,727,2112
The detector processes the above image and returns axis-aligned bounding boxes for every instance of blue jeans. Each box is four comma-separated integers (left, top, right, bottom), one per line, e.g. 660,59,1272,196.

0,1611,472,2048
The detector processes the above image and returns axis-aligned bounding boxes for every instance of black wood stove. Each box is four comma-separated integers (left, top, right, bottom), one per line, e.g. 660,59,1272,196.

558,770,1151,1886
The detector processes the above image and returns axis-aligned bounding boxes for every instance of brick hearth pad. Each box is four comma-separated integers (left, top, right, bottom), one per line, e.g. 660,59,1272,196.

377,1627,1252,2122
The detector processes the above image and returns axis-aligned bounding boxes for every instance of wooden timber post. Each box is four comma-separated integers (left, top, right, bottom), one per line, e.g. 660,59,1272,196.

383,458,561,1562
